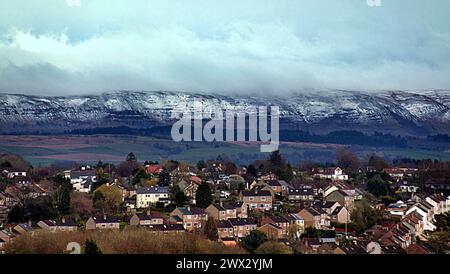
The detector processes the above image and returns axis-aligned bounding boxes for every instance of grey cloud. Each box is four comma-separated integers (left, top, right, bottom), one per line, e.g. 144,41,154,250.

0,0,449,95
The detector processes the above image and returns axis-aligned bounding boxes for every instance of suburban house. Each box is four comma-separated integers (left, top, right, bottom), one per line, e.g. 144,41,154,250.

380,223,413,249
136,186,170,208
73,178,93,193
147,223,185,233
170,206,208,231
313,167,348,181
130,211,164,226
330,206,349,224
298,207,331,229
4,168,27,179
64,167,97,192
37,219,78,232
240,188,273,211
261,215,290,238
334,244,368,254
205,202,248,220
218,218,257,239
404,201,437,231
217,219,234,239
85,216,121,230
176,177,202,198
0,229,15,250
145,164,163,176
263,180,291,196
425,194,450,215
258,223,285,240
0,191,16,208
324,189,362,209
385,201,408,217
398,184,419,194
383,167,418,181
13,222,36,235
286,213,305,228
320,201,341,215
288,187,315,202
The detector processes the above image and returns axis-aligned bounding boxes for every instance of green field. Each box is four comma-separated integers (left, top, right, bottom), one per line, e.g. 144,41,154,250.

0,135,449,167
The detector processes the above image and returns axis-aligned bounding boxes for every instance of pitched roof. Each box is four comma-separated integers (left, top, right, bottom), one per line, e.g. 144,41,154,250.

228,218,257,226
223,202,244,210
91,216,121,224
337,244,368,254
288,188,314,195
218,220,233,229
41,219,77,227
381,245,406,254
260,223,282,230
286,213,304,221
136,186,169,195
241,188,272,197
134,212,162,221
70,170,96,178
303,206,327,216
267,180,281,187
266,215,290,223
177,206,206,215
332,206,346,216
321,201,339,209
147,224,184,232
145,165,163,174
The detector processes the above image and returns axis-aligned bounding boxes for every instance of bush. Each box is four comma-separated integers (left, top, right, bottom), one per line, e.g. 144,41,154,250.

255,241,292,254
85,239,102,254
241,230,268,253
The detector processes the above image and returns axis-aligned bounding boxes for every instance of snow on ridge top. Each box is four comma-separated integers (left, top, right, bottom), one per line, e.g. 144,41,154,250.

1,90,450,134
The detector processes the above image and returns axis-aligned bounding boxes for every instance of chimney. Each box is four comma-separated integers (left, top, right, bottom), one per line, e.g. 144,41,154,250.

61,217,66,224
28,219,32,226
220,201,223,207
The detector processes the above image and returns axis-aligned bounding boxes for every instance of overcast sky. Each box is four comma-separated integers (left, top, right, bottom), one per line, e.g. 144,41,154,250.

0,0,449,95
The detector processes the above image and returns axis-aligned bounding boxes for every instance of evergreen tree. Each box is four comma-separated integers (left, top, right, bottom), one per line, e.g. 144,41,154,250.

53,178,72,214
203,218,219,241
268,150,283,168
158,168,171,186
195,181,213,208
126,152,137,162
242,230,268,253
92,167,108,190
171,185,188,206
85,239,102,254
196,160,206,171
132,167,149,185
8,204,25,223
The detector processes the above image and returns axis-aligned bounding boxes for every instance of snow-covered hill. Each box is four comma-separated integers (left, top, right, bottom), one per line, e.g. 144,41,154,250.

0,90,449,136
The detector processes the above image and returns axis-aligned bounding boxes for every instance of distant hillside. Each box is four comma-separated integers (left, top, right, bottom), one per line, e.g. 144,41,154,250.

0,154,31,170
1,90,450,140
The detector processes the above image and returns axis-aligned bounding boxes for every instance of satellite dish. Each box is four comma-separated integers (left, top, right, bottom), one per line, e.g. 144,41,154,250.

366,242,382,254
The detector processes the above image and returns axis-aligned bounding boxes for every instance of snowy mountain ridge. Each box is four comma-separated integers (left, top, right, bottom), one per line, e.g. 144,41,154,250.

1,90,449,136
